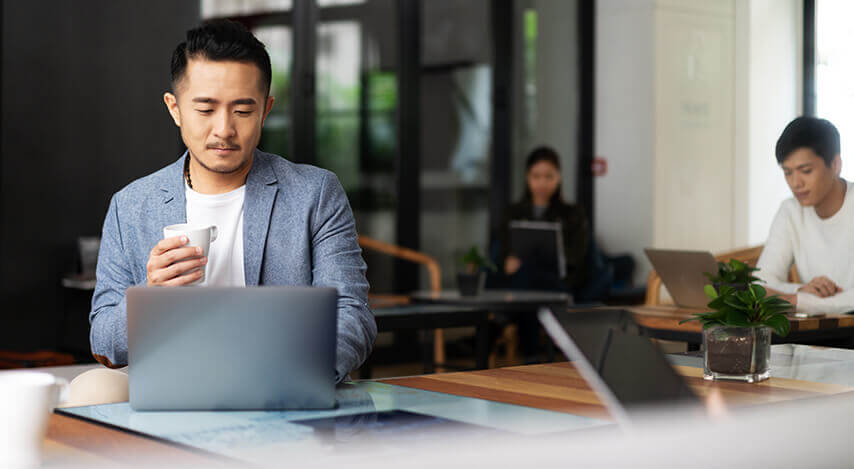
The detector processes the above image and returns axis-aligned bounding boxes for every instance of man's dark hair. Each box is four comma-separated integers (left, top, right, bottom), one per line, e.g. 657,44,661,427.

171,19,272,95
775,116,840,166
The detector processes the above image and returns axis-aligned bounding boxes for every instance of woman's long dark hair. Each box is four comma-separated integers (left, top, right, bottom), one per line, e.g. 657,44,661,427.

523,146,564,207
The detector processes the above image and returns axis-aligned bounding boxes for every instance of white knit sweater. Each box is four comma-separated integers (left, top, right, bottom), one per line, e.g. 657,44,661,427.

756,180,854,314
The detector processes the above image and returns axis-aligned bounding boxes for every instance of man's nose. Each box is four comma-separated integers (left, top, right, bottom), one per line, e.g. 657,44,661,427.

212,111,236,139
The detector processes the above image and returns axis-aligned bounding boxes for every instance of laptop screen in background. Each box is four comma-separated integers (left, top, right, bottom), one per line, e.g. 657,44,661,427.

551,309,697,409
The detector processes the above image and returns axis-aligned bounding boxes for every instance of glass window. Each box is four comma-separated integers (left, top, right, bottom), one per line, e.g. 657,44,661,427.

420,0,493,288
316,21,362,190
253,26,292,158
815,0,854,180
315,3,399,294
201,0,292,19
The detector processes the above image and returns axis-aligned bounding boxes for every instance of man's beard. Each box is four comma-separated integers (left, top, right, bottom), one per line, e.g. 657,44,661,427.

190,149,252,175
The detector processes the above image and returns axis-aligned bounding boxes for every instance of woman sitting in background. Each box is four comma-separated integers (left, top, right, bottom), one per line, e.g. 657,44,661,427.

498,146,590,294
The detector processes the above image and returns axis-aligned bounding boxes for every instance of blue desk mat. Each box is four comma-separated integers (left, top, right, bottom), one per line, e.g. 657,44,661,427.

58,381,607,464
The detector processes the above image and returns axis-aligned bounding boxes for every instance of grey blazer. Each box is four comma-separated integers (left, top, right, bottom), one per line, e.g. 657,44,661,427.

89,150,376,381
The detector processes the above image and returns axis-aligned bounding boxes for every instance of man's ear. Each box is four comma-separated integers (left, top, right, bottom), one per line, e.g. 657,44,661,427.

261,95,275,126
832,153,842,176
163,92,181,127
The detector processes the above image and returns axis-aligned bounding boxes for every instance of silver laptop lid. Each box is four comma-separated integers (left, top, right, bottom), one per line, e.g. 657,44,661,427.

538,308,699,428
127,286,338,411
644,249,719,309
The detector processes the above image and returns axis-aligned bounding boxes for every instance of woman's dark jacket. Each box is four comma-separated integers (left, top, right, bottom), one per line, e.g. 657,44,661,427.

498,199,590,291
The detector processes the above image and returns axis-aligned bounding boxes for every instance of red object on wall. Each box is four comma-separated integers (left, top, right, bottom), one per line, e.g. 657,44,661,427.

592,157,608,177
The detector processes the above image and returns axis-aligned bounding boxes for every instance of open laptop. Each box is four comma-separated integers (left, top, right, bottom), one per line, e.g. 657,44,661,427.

127,286,338,411
538,308,700,427
644,249,719,309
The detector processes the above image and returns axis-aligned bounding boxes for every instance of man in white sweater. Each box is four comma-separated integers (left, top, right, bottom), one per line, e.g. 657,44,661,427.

757,117,854,315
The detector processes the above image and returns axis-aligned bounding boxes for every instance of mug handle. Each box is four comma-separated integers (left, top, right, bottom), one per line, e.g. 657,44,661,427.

209,226,218,243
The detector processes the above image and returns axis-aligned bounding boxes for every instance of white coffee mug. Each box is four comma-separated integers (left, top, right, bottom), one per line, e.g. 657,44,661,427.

163,224,218,285
0,371,68,468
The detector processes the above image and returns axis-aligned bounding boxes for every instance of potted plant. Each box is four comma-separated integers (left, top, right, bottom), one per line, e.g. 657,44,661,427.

704,258,760,291
458,246,497,296
682,259,792,383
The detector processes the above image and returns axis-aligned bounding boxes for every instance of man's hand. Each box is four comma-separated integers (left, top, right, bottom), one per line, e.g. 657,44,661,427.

798,276,842,298
504,255,522,275
146,236,207,286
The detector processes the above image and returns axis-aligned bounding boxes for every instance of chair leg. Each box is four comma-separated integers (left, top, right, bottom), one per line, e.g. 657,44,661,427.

503,324,519,365
433,329,446,372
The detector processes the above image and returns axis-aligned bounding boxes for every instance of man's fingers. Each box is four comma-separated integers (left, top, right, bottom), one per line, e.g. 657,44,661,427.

148,246,201,272
162,257,207,281
815,276,841,295
149,260,205,286
162,247,203,266
159,269,204,287
151,236,189,256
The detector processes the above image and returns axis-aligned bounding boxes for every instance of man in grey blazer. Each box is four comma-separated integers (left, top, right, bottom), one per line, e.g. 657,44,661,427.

89,20,375,383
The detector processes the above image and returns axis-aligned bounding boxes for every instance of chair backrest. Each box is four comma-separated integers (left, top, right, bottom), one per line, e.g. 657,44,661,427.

644,245,800,305
358,235,442,307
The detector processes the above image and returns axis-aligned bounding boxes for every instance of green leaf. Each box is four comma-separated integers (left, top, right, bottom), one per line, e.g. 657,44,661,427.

750,284,767,299
704,284,718,299
725,309,751,327
736,290,753,305
764,304,794,315
764,314,791,337
723,297,750,311
766,296,793,307
707,296,728,310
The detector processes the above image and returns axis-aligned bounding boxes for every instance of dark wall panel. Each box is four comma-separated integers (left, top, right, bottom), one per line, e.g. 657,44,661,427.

1,1,199,350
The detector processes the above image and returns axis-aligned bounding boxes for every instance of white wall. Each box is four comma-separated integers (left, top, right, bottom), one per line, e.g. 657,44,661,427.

595,0,801,285
595,0,657,284
735,0,802,246
652,0,736,253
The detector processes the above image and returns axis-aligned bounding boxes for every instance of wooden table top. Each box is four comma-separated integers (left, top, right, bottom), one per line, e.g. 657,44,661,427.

46,359,854,463
384,361,854,420
628,304,854,334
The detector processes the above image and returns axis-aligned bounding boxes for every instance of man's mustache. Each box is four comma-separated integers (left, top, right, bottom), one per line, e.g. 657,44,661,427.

207,143,240,150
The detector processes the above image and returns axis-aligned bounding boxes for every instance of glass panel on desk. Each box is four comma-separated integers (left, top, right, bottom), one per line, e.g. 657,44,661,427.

58,382,606,464
667,344,854,387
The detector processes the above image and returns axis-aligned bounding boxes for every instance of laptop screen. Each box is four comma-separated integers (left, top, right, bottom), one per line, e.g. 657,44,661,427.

540,309,697,415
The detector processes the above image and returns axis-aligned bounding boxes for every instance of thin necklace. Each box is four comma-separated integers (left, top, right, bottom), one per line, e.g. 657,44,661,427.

184,154,193,190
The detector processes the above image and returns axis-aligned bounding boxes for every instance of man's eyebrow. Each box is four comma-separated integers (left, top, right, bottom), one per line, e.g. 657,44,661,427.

232,98,257,105
190,97,257,105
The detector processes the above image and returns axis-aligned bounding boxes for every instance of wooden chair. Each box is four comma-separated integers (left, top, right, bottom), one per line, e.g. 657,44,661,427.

645,245,800,305
357,235,448,367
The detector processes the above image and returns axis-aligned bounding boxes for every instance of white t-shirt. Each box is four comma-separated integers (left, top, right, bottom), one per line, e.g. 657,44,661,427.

185,183,246,287
756,180,854,314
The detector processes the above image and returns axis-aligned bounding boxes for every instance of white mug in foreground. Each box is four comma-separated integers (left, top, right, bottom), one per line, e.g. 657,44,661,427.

162,224,218,285
0,371,68,468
